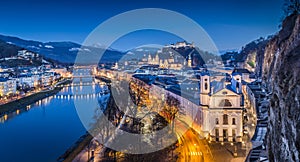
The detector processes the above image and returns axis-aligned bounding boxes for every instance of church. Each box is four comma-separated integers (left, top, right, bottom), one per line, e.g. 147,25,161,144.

199,72,244,142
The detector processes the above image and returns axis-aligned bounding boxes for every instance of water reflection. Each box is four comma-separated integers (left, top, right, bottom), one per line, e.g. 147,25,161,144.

0,78,108,162
0,81,107,124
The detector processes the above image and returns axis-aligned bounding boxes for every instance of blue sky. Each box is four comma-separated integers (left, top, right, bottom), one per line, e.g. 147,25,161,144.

0,0,284,51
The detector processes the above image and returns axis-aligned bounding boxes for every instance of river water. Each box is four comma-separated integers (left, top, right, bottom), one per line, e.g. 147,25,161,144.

0,83,105,162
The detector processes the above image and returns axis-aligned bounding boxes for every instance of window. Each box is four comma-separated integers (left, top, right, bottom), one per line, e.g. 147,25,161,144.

232,118,236,125
204,83,208,90
223,114,228,125
215,118,219,124
219,99,232,107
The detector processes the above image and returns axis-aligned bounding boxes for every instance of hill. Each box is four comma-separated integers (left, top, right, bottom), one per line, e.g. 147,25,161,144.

0,34,125,64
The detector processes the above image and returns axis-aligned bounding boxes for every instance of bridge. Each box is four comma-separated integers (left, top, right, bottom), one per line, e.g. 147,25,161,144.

54,91,109,100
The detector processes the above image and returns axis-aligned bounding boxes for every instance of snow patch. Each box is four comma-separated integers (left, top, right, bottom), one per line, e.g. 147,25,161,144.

45,45,54,48
42,59,49,63
83,48,91,52
136,48,144,52
69,48,91,52
27,46,39,49
126,51,134,55
69,47,81,51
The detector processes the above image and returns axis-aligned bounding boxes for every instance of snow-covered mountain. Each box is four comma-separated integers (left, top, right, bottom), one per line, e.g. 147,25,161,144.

0,34,125,64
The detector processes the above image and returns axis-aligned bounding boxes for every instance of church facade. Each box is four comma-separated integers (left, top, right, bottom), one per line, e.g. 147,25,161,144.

200,73,244,142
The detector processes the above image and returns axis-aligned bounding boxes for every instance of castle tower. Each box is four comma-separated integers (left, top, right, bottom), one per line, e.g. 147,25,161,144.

231,73,242,93
200,73,210,105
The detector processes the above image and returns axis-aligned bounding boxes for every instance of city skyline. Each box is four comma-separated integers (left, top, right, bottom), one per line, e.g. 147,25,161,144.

0,0,298,161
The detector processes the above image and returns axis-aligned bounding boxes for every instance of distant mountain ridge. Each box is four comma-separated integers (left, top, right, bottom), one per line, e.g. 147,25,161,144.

0,39,23,58
0,34,125,64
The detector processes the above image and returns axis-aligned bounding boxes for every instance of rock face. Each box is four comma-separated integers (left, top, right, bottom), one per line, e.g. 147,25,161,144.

262,14,300,161
243,38,269,77
230,37,269,76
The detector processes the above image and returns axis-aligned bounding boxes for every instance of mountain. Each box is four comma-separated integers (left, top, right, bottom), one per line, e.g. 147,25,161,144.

0,34,125,64
0,39,23,58
221,37,270,75
239,37,270,76
261,13,300,161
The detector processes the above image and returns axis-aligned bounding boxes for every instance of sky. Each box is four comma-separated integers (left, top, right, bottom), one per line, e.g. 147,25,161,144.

0,0,284,51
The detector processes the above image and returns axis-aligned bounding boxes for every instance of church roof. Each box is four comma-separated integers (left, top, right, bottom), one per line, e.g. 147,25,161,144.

200,71,210,76
232,72,242,76
211,82,238,95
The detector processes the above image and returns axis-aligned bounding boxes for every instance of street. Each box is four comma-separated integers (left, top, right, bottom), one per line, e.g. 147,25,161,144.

174,120,214,162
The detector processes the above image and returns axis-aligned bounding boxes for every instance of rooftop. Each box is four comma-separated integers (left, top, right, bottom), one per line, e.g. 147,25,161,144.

0,78,9,82
232,68,251,74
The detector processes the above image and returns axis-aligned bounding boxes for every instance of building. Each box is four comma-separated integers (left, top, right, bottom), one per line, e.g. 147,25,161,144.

16,74,40,88
200,73,244,142
165,41,195,49
48,68,70,78
232,68,254,83
0,78,17,97
139,71,245,142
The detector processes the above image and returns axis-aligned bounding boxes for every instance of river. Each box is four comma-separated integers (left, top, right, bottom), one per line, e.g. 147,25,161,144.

0,82,106,162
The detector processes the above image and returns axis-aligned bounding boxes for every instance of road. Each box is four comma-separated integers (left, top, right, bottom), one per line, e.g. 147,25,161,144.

175,120,214,162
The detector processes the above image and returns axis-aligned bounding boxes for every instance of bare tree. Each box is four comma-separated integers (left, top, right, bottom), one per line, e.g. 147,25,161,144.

161,94,180,132
284,0,300,16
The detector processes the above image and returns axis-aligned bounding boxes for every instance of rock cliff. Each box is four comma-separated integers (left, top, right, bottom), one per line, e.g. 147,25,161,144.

242,38,269,77
262,14,300,161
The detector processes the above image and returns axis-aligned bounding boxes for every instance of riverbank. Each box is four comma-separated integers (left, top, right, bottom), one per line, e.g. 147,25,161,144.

0,79,72,115
57,132,93,162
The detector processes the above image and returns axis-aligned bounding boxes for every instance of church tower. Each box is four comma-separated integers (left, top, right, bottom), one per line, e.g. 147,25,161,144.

187,54,192,67
231,73,242,94
200,73,210,105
